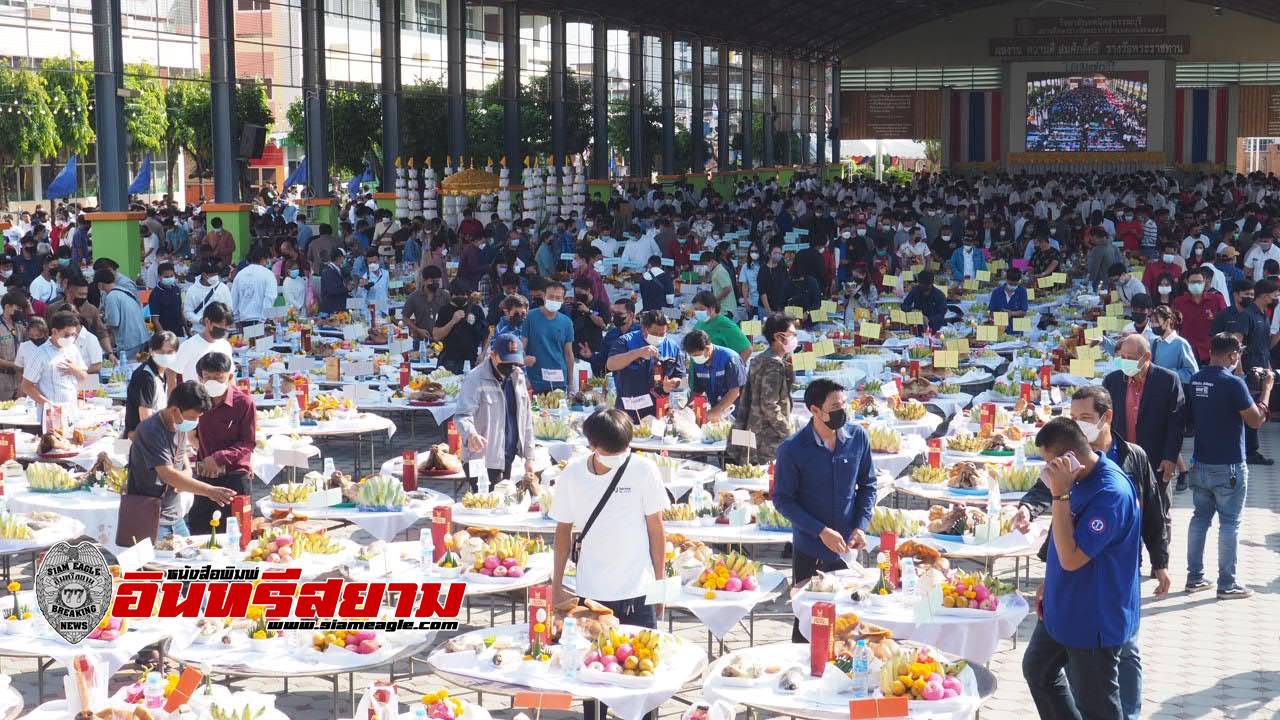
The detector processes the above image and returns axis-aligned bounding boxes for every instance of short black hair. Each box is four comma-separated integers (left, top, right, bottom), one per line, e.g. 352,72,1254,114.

1107,262,1127,278
762,312,793,345
682,329,711,354
1130,293,1152,309
1005,267,1023,283
581,408,634,454
0,291,23,309
612,297,636,313
692,290,719,313
49,310,81,332
1072,385,1113,417
1232,278,1255,295
318,223,333,235
803,378,845,414
637,310,666,329
917,270,934,286
1210,332,1242,357
1256,278,1279,296
203,301,232,325
1034,416,1091,458
93,268,116,286
196,350,232,377
158,262,175,276
448,278,472,297
421,264,443,280
147,331,178,353
168,380,213,413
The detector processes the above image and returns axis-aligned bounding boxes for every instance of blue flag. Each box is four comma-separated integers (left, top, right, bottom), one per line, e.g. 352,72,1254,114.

283,157,307,188
127,154,152,195
347,159,374,199
45,156,77,199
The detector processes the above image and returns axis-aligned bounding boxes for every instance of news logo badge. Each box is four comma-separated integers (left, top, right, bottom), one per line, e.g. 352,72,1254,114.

35,541,113,643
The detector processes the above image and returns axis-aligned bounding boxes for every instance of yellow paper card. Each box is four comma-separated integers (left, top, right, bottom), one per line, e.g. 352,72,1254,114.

946,338,970,353
793,352,816,371
1027,288,1037,300
859,322,882,339
1084,326,1104,342
933,350,959,368
813,339,835,356
1013,317,1033,332
1050,272,1067,285
963,279,979,291
784,305,804,319
935,283,951,294
906,311,924,325
989,260,1007,271
811,309,829,322
883,275,901,289
821,300,838,314
1070,358,1095,377
976,270,991,282
1037,276,1054,288
902,270,916,282
1106,302,1124,317
977,325,998,342
993,312,1009,327
890,308,906,323
740,320,762,337
1077,345,1100,362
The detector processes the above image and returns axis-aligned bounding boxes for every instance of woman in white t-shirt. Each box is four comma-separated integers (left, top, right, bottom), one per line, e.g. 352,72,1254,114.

550,411,668,720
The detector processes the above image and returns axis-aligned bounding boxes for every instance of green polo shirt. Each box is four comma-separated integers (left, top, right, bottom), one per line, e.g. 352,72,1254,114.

695,314,751,355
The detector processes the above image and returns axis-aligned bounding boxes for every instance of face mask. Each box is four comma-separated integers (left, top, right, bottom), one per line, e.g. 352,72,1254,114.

495,362,517,378
543,300,563,313
856,228,867,236
963,245,974,253
203,379,229,397
593,261,604,272
496,265,508,275
1076,418,1103,443
208,326,228,340
1124,215,1134,221
822,408,847,431
771,253,783,263
176,417,199,433
1116,358,1142,377
595,449,630,470
30,337,46,347
1162,254,1177,264
58,258,70,266
1158,285,1172,294
781,335,799,354
369,263,380,272
645,333,664,347
288,269,301,279
1188,282,1205,294
694,310,709,322
161,276,177,287
691,353,709,365
1049,228,1057,235
152,353,176,369
941,234,952,241
72,297,87,308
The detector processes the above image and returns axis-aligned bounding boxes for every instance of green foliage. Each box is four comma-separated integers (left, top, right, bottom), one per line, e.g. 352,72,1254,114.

123,64,168,153
287,85,381,177
0,66,58,206
606,91,661,175
919,138,942,171
40,56,93,157
401,81,449,164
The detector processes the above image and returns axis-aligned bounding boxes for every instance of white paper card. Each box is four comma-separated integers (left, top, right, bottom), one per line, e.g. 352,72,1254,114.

244,324,266,340
880,380,900,399
273,447,314,469
287,356,316,373
116,538,155,573
466,459,487,480
622,394,654,411
730,428,757,448
348,360,375,377
254,337,273,352
342,324,365,342
346,297,366,310
644,576,683,605
540,368,565,383
265,304,288,320
660,258,675,267
113,438,131,457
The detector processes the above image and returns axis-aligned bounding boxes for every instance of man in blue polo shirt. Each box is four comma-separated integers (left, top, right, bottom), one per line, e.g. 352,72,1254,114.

522,281,576,393
988,267,1029,333
1024,417,1140,720
680,329,746,423
605,310,685,421
773,378,876,643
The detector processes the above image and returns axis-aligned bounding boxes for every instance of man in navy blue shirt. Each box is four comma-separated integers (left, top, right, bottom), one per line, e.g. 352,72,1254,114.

901,270,949,331
1024,417,1140,720
773,378,876,642
605,310,685,421
680,329,745,423
590,298,634,376
988,268,1029,332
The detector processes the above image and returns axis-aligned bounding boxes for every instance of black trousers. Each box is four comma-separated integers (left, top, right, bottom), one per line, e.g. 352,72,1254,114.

186,472,250,536
1022,620,1124,720
791,549,848,643
583,596,657,720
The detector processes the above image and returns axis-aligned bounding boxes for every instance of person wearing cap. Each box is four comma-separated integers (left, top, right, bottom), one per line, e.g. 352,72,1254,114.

1211,245,1243,298
454,333,535,489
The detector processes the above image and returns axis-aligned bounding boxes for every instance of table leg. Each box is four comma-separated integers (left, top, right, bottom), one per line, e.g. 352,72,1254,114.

348,671,355,714
330,675,339,718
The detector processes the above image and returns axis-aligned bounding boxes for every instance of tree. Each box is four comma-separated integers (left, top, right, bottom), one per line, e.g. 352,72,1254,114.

123,64,168,154
401,81,449,164
287,85,381,179
919,138,942,171
164,80,207,193
40,56,93,158
607,91,661,176
0,67,57,208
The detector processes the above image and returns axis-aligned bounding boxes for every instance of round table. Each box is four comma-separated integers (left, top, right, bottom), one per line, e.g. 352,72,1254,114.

4,482,193,554
148,534,361,580
0,401,120,429
629,437,728,457
255,489,451,543
891,479,1030,507
259,413,396,477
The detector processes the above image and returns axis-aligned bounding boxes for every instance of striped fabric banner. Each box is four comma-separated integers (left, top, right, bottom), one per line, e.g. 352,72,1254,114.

951,91,1002,163
1174,87,1229,165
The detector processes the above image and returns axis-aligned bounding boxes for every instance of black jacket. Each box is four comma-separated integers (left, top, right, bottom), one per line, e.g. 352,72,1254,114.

1102,365,1185,468
1021,432,1169,570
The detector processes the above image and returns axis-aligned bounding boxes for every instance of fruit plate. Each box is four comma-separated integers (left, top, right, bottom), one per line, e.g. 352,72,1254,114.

577,666,659,688
684,580,756,599
36,449,79,460
979,449,1014,457
462,569,529,584
27,485,82,493
927,532,964,543
946,486,989,497
420,467,462,477
934,592,1020,617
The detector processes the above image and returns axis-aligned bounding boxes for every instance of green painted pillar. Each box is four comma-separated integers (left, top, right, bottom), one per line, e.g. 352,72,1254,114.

301,198,340,231
586,179,614,204
203,203,252,264
87,211,144,281
686,172,708,195
777,167,795,186
373,192,398,214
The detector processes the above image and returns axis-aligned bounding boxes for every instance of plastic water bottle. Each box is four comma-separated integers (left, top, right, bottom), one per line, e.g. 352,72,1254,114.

413,707,428,720
419,533,433,568
561,616,581,679
851,639,874,698
224,515,240,558
899,557,918,597
143,672,165,709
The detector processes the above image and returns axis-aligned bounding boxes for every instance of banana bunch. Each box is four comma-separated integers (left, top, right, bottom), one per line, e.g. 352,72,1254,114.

26,463,80,492
937,382,960,395
1022,437,1042,459
947,433,985,453
663,504,696,522
992,381,1019,398
893,399,928,421
907,346,933,360
868,426,903,454
701,421,733,443
483,534,529,565
862,380,883,395
461,492,502,509
357,474,407,510
103,468,126,494
295,530,342,555
816,360,843,372
967,405,1011,425
533,413,572,440
0,514,34,540
537,489,554,517
725,463,767,479
716,551,760,579
993,465,1039,492
756,501,791,530
911,465,947,485
868,507,923,537
534,390,566,409
271,483,312,504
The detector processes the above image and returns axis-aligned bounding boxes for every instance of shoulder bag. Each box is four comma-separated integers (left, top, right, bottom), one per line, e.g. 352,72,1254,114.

570,454,632,564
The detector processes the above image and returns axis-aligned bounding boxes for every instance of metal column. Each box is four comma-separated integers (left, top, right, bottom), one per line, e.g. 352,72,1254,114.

591,22,609,179
783,59,792,164
90,0,128,211
502,0,521,184
209,0,238,202
717,44,729,172
800,61,810,165
660,33,675,175
761,53,774,168
549,11,566,165
446,0,466,160
815,61,826,167
690,39,704,173
301,0,329,197
381,0,403,186
830,60,841,165
741,48,753,171
629,32,644,178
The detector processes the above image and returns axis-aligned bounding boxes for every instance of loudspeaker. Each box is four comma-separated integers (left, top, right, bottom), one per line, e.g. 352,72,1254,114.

238,124,267,159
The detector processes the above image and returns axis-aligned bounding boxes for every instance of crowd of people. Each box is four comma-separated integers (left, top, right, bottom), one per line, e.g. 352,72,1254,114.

5,165,1280,719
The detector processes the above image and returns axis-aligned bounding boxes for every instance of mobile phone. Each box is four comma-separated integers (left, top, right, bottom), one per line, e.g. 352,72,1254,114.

1062,451,1083,474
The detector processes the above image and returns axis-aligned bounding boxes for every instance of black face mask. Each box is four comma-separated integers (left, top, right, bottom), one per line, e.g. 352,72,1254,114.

530,297,544,309
425,281,439,291
29,337,46,346
510,312,527,325
452,299,467,309
823,408,847,431
612,313,629,328
209,326,229,340
495,363,517,379
72,297,87,307
574,294,589,304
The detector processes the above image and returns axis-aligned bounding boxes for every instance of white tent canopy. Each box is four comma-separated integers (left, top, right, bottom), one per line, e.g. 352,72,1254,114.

839,139,928,159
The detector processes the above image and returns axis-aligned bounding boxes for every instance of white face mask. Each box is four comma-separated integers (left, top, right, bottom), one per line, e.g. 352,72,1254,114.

152,353,176,369
543,299,563,313
645,333,664,347
1075,418,1104,444
369,263,380,272
203,379,229,397
1158,285,1172,294
595,449,629,470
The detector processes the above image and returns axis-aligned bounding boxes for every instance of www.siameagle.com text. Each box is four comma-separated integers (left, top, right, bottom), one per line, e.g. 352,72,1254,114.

266,619,460,631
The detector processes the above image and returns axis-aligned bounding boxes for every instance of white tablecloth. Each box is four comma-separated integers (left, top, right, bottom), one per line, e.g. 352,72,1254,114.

256,489,451,543
869,434,927,478
5,482,193,553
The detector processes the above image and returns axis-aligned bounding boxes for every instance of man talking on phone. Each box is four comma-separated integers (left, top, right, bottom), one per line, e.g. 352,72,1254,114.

1023,417,1140,720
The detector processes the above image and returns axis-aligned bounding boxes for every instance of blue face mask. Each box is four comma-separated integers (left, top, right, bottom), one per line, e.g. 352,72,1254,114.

176,417,198,432
1116,358,1142,377
58,258,70,267
288,268,301,279
160,277,177,287
694,310,709,322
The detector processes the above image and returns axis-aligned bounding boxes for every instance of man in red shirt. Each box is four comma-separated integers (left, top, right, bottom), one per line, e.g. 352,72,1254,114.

457,208,484,242
187,350,256,535
1115,208,1143,254
1171,267,1227,363
1141,240,1184,298
204,217,236,266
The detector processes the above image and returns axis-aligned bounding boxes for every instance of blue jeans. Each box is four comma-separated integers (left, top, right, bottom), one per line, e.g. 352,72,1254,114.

1186,462,1247,591
1023,620,1124,720
583,596,656,720
1118,634,1141,720
157,519,190,539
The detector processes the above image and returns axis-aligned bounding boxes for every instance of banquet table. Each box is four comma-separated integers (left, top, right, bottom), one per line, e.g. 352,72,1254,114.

258,413,396,477
256,487,452,542
4,482,193,555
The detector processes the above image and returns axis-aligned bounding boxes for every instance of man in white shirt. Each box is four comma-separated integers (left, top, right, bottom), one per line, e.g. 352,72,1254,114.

28,255,59,305
620,228,662,268
184,259,233,334
20,310,88,425
230,247,279,325
551,409,668,631
1243,226,1280,281
173,302,236,383
1180,222,1212,259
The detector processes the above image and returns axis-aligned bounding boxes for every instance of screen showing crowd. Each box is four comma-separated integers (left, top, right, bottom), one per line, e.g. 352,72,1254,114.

1025,71,1149,152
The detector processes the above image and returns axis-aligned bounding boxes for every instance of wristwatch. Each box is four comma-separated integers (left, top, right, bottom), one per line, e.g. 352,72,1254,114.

1053,493,1071,502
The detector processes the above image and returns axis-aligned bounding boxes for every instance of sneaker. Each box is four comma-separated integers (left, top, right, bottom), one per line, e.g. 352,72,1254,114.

1175,472,1188,492
1246,452,1274,466
1217,585,1254,600
1185,579,1212,594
